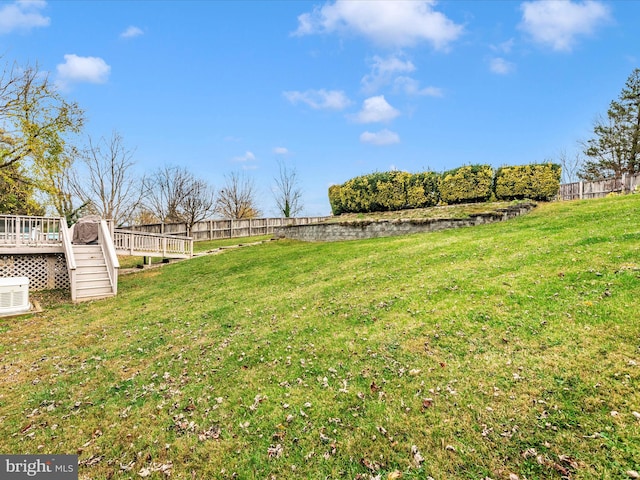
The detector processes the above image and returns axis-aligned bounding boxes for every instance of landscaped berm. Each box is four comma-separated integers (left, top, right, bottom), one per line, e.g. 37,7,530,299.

1,195,639,480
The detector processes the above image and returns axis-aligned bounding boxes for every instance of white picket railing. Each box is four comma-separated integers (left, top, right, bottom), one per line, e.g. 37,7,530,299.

113,229,193,258
0,215,62,247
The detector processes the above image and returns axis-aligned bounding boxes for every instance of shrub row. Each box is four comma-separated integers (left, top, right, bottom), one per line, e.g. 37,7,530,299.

328,170,440,215
329,163,560,214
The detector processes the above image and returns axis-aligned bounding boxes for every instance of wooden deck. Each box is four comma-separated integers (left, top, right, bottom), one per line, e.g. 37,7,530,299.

1,215,193,301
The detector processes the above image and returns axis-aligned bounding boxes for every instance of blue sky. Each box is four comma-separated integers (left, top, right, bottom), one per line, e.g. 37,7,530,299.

2,0,639,216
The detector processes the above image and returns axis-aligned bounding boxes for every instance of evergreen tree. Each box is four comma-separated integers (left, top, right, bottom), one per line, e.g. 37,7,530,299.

580,68,640,180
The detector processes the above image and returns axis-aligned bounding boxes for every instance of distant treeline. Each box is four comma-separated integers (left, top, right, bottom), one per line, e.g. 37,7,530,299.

328,163,561,215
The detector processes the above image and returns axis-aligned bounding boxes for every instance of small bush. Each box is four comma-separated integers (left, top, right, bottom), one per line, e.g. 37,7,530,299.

494,163,561,201
439,165,494,204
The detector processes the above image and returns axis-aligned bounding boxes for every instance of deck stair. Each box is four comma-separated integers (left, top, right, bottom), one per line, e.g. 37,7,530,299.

72,244,116,301
1,215,192,302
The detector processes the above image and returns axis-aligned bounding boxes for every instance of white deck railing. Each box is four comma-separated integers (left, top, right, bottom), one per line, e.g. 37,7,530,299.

1,215,192,259
0,215,62,247
113,229,193,258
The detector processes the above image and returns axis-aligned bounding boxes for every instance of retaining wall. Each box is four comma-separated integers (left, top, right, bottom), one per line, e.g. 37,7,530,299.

273,203,536,242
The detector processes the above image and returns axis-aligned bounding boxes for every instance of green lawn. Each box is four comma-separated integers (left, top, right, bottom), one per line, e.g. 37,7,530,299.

2,195,639,479
117,235,273,269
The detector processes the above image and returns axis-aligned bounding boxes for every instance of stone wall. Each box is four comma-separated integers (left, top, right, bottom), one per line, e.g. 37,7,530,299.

273,203,536,242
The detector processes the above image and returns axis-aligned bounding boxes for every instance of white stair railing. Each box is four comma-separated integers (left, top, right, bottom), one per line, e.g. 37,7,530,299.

98,220,120,296
58,219,78,302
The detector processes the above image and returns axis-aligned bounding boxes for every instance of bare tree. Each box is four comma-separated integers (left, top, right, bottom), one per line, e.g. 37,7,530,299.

557,150,584,184
45,158,90,226
144,165,192,223
180,177,216,236
215,171,261,219
131,207,160,226
144,165,216,234
273,160,303,217
71,132,143,226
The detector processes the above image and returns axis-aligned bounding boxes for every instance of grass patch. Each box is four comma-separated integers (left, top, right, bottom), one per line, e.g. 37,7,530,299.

325,200,528,223
2,195,640,479
117,235,273,269
193,235,272,252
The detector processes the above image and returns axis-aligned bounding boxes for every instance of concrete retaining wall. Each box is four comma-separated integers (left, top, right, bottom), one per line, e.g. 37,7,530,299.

273,203,536,242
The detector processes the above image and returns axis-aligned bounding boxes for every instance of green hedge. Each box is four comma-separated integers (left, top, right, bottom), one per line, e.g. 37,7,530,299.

494,163,561,201
329,163,562,215
328,170,440,215
439,165,494,204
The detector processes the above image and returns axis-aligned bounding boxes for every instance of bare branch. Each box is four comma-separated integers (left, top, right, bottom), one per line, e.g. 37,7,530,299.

273,160,303,217
215,171,261,219
71,132,143,226
144,165,216,234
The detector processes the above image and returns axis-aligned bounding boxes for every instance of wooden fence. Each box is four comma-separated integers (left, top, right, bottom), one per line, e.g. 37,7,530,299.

127,216,330,242
558,173,640,200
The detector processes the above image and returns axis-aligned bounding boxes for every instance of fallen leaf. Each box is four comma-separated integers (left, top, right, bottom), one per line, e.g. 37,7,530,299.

411,445,424,466
361,458,381,472
267,444,283,459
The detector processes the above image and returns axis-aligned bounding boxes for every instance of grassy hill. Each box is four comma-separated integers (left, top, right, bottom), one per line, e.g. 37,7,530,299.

1,195,639,479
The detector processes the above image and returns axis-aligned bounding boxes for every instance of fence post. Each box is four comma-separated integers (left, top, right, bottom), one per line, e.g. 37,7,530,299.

621,173,628,193
579,181,584,199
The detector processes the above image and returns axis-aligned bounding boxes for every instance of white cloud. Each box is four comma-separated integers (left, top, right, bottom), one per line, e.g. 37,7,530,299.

393,76,443,96
283,89,351,110
293,0,464,49
353,95,400,123
490,38,515,54
0,0,50,34
233,151,256,162
273,147,289,155
120,25,143,38
489,57,515,75
361,54,415,93
360,129,400,146
55,54,110,90
520,0,611,52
